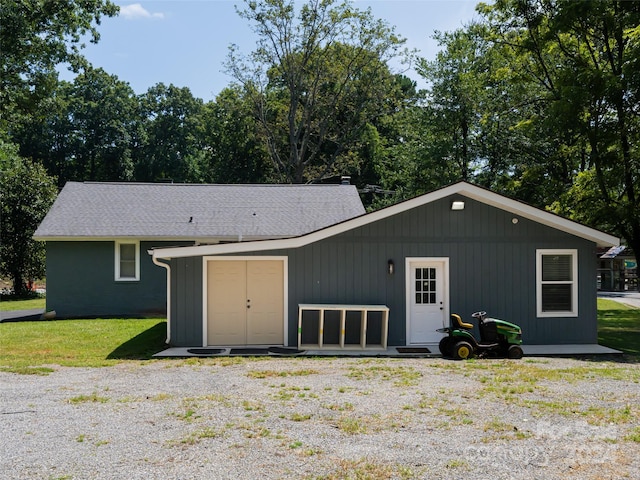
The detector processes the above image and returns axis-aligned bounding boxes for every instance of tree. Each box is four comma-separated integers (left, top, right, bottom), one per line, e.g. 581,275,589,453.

200,87,272,183
12,67,139,184
66,67,139,181
9,81,74,187
0,142,57,296
479,0,640,257
417,29,488,183
0,0,118,130
135,84,206,183
226,0,408,183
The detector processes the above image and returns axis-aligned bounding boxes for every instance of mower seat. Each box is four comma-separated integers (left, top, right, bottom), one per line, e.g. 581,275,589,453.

451,314,473,330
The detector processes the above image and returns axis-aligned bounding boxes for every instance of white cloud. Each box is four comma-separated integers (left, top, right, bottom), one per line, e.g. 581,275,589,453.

120,3,165,20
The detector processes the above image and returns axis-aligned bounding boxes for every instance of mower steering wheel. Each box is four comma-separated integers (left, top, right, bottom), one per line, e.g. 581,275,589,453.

472,311,487,319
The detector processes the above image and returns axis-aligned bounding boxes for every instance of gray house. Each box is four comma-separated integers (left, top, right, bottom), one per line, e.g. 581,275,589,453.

33,181,365,318
150,182,619,349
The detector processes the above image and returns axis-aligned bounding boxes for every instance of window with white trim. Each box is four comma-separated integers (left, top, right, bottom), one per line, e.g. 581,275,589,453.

536,249,577,317
115,241,140,281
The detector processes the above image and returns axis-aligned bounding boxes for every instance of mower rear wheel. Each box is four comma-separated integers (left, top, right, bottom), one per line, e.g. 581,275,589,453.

439,337,453,357
507,345,524,359
453,341,474,360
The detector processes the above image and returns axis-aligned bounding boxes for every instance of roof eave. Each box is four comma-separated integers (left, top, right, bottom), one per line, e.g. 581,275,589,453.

33,235,293,243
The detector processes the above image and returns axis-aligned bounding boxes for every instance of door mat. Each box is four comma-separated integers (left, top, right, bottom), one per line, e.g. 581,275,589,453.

268,346,306,356
229,348,270,355
187,348,226,355
396,347,431,354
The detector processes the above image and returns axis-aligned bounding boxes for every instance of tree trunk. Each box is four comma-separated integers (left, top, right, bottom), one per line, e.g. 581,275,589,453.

11,271,28,297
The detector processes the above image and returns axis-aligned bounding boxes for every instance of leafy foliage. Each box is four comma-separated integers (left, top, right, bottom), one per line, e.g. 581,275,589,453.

477,0,640,254
226,0,409,183
200,86,272,183
13,67,140,185
0,0,118,130
135,83,205,183
0,142,57,295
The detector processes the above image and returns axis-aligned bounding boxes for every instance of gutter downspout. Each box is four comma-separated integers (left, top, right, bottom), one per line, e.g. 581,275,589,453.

151,252,171,345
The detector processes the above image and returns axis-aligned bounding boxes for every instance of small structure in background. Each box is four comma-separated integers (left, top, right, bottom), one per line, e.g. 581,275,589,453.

598,246,638,292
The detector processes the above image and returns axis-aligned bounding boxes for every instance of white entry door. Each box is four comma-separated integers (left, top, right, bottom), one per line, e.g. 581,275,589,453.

407,259,448,344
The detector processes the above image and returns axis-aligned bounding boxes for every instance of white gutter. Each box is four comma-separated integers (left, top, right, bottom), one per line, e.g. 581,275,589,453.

151,254,171,344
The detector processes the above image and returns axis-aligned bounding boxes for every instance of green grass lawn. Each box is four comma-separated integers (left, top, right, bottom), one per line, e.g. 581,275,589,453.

598,298,640,356
0,300,637,370
0,318,167,371
0,296,46,311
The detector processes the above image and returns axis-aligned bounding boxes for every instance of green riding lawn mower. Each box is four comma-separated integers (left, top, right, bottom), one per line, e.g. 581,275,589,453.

437,311,524,360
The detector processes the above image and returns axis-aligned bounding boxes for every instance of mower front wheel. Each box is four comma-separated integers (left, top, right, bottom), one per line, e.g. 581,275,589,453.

507,345,524,359
453,341,474,360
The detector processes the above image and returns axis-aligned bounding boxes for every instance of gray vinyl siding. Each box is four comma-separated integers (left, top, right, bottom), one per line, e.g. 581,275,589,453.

169,195,599,346
45,241,190,318
282,196,597,345
169,257,203,346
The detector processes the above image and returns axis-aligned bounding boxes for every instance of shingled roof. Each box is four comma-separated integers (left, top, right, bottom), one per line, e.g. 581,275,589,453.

34,182,365,241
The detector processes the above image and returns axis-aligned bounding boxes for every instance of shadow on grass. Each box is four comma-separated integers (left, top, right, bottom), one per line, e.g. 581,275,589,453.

598,307,640,362
107,322,167,360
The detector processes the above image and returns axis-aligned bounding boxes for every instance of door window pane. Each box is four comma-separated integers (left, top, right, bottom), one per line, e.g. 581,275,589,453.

415,267,437,304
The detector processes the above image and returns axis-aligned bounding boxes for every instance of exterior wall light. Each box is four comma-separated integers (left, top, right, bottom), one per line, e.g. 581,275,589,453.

451,200,465,211
388,259,395,275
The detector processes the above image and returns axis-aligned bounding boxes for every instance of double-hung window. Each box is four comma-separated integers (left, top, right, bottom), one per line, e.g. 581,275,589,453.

115,241,140,281
536,249,577,317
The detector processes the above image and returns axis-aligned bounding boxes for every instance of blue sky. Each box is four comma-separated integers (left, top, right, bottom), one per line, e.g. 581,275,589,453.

68,1,482,101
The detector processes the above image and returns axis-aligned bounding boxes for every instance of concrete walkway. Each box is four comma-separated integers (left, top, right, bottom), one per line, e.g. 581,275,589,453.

155,343,622,358
0,308,45,322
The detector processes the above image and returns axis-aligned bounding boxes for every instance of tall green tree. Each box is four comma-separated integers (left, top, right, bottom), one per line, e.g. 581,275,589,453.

63,67,139,181
135,84,205,183
417,29,486,183
0,0,118,131
414,25,560,206
9,82,74,187
226,0,408,183
0,142,57,296
13,67,140,184
479,0,640,257
200,87,272,183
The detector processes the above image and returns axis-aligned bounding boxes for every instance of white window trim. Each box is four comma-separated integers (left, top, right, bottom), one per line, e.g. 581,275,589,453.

536,249,578,317
115,240,140,282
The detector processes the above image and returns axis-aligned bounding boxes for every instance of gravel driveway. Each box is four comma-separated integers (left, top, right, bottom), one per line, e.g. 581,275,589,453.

2,356,639,480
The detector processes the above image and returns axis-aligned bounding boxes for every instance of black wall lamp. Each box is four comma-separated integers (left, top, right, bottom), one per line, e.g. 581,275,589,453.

388,259,395,275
